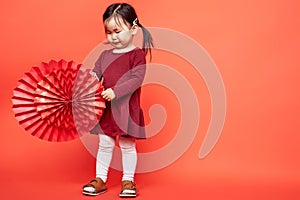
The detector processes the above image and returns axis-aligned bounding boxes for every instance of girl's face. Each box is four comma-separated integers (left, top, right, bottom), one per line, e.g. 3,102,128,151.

104,17,135,50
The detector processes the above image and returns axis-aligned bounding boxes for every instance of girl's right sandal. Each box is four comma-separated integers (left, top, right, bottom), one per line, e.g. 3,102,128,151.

82,178,107,196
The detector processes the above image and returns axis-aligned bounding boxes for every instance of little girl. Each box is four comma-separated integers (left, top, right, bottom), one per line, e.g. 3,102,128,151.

82,3,153,198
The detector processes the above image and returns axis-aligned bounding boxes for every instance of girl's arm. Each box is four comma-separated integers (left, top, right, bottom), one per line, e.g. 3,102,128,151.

92,51,105,80
112,50,146,99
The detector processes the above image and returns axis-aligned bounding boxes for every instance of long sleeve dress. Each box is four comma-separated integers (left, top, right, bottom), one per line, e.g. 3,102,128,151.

90,47,146,139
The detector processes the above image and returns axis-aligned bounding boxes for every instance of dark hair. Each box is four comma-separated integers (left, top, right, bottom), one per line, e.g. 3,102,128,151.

103,3,153,59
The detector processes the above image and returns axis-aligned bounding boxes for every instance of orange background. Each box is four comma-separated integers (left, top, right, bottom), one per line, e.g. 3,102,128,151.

1,0,300,199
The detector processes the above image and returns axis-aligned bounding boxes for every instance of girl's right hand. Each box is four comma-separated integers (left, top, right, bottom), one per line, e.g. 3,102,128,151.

90,71,99,80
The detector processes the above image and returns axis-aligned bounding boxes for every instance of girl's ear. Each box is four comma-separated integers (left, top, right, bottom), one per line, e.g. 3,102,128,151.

131,25,138,35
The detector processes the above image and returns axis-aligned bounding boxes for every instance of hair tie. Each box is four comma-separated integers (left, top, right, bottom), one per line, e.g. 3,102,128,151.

133,18,138,26
113,5,121,14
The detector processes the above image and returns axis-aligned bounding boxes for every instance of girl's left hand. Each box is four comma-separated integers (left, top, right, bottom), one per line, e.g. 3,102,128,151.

101,88,116,101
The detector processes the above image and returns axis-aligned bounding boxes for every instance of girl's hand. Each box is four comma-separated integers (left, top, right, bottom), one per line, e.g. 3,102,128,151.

90,71,99,80
101,88,116,101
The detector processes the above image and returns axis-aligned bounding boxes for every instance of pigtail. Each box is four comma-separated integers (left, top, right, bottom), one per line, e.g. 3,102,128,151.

137,22,154,60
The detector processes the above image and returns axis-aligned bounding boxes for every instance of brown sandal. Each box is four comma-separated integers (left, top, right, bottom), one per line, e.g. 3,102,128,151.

82,178,107,196
120,180,137,198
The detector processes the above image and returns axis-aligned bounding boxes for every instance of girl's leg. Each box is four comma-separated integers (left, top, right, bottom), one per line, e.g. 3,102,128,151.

83,134,115,194
118,136,137,181
96,134,116,182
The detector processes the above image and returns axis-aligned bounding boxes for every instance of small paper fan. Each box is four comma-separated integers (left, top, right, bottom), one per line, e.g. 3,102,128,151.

12,59,105,142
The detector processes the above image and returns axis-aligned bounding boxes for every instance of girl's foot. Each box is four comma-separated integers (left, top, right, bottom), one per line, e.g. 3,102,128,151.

82,178,107,196
120,180,137,198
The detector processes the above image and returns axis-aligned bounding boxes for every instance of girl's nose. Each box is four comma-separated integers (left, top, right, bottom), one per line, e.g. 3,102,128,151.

112,33,117,40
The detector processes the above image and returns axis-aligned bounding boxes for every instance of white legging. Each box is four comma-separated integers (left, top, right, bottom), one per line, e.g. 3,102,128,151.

96,134,137,182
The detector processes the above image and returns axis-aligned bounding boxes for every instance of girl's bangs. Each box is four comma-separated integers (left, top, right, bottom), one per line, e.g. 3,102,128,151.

104,14,130,28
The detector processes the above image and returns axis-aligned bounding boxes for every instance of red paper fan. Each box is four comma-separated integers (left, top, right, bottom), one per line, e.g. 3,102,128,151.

12,60,105,142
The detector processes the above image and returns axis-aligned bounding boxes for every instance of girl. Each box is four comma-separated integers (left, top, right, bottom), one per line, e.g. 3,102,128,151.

82,3,153,198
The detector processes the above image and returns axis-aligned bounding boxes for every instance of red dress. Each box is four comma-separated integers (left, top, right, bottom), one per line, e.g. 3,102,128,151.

90,48,146,139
